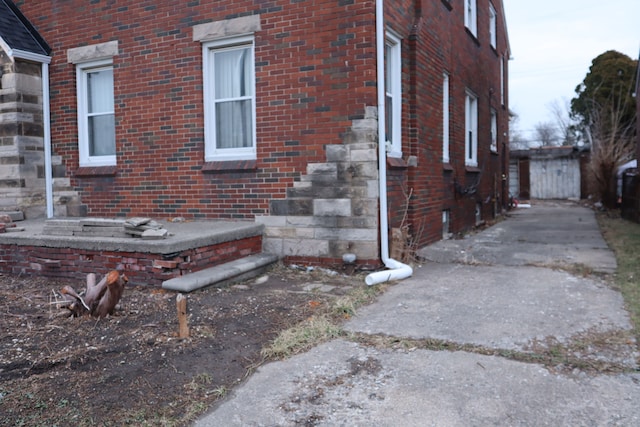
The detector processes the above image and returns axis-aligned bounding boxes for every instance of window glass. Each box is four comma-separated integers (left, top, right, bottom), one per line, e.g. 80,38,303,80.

465,92,478,166
490,109,498,152
385,33,402,158
442,73,450,162
86,68,115,157
489,4,497,48
465,0,477,36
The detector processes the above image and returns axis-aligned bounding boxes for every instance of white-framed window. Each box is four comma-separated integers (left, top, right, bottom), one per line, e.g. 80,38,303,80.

465,0,477,37
385,31,402,158
203,35,256,161
76,59,116,167
490,108,498,152
465,91,478,167
442,72,450,163
500,55,505,106
489,3,497,49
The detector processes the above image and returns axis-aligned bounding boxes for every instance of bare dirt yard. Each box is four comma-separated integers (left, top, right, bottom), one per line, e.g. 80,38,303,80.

0,265,364,426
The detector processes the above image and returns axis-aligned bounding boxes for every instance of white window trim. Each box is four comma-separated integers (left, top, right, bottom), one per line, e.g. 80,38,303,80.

465,91,478,167
202,35,257,162
489,3,497,49
500,55,505,106
490,108,498,153
385,31,402,159
465,0,478,37
76,58,116,167
442,72,450,163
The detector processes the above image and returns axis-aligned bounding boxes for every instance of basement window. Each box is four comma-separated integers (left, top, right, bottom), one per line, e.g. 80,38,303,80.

442,209,451,238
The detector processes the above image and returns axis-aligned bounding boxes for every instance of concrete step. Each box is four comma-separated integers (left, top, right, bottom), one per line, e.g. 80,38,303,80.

161,253,279,293
1,211,24,221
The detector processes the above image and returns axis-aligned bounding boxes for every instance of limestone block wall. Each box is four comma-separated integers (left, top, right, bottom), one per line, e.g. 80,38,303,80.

256,107,381,269
0,58,81,218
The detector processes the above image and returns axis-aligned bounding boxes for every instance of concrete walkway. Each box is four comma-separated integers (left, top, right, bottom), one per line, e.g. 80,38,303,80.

196,201,640,426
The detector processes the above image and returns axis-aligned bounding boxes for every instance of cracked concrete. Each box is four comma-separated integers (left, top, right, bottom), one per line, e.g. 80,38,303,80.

196,201,640,426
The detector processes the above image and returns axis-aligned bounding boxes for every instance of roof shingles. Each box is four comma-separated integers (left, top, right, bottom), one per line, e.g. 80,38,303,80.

0,0,50,57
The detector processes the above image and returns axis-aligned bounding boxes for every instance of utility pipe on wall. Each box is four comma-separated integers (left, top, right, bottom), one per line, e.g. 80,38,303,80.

42,62,53,218
365,0,413,286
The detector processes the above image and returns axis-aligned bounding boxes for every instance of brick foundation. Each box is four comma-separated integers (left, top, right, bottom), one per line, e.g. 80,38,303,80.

0,235,262,286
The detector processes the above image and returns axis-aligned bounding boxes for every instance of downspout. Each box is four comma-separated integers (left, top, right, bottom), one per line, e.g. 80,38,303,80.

42,62,53,218
365,0,413,286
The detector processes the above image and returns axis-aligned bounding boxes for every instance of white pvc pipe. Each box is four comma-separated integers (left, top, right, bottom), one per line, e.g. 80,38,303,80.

365,0,413,286
42,62,54,218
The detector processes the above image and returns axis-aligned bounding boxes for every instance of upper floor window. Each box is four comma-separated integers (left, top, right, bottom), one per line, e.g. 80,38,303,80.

385,32,402,158
500,55,505,106
490,109,498,152
489,3,497,49
465,0,477,37
442,72,450,163
76,60,116,167
465,91,478,167
203,36,256,161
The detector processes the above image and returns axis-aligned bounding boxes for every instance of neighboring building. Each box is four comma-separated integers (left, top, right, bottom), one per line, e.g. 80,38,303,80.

2,0,510,269
510,146,589,201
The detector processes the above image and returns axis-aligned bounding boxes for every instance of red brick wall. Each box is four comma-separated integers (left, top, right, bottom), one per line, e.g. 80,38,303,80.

17,0,378,220
17,0,510,257
385,0,510,244
0,236,262,287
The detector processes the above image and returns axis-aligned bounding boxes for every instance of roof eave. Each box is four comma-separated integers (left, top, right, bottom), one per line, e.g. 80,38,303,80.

0,36,50,64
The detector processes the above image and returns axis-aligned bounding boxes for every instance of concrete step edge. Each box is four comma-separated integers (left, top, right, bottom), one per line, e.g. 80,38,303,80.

161,253,279,293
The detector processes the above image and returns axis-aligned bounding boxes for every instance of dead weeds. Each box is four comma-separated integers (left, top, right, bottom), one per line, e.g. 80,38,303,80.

0,265,366,426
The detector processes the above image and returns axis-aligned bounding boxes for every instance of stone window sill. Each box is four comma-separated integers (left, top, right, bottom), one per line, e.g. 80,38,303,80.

75,166,117,177
387,157,408,169
201,160,257,173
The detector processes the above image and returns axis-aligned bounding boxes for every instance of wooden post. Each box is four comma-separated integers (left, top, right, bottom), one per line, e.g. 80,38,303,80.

176,293,189,338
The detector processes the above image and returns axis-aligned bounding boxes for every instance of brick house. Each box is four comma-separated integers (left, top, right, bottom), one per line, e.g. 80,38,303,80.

1,0,510,274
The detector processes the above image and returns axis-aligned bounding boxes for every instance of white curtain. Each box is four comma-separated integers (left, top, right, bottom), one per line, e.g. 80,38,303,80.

213,47,252,149
87,69,115,156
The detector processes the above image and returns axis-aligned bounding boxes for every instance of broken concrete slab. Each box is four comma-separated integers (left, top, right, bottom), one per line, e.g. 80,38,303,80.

141,228,168,240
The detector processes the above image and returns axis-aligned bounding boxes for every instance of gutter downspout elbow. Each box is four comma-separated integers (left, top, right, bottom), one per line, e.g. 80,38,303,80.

365,0,413,286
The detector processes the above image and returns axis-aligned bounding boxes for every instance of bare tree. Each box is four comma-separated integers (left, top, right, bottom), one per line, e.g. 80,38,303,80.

548,99,579,146
509,112,529,150
570,50,637,206
534,121,560,147
582,96,636,207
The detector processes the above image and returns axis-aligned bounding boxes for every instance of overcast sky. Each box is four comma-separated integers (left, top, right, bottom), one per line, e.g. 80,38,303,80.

504,0,640,145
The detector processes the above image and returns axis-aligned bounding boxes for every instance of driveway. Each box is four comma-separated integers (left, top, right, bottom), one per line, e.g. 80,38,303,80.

196,201,640,426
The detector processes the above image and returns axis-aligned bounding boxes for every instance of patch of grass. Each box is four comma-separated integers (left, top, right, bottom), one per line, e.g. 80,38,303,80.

185,373,213,393
261,315,343,359
207,385,228,398
262,283,386,359
331,284,382,319
597,213,640,341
